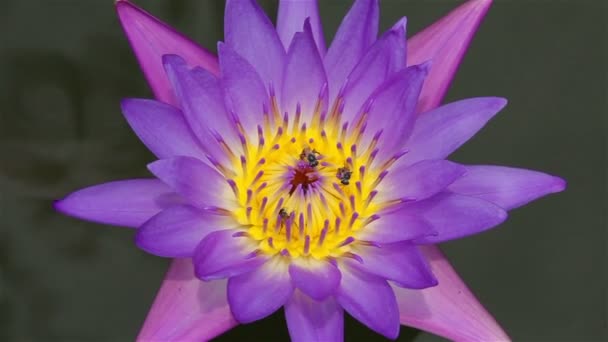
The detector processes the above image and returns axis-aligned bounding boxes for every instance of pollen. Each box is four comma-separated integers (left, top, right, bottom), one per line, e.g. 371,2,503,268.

220,87,400,260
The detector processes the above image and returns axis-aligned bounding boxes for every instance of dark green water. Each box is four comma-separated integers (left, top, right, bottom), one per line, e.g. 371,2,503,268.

0,1,605,341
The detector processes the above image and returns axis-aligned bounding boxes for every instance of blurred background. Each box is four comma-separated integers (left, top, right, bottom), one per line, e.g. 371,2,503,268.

0,0,605,341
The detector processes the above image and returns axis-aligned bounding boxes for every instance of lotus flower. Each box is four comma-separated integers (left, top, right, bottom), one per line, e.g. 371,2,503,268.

55,0,565,340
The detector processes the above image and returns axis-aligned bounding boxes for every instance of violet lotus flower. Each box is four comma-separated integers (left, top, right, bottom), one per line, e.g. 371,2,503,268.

55,0,565,340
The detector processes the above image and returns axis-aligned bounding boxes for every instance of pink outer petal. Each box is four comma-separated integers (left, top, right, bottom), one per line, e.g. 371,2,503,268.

401,1,510,339
136,259,237,342
394,246,510,341
408,0,493,114
115,1,219,107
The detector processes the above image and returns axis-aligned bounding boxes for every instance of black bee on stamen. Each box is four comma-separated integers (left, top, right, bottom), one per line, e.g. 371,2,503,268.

300,147,320,167
279,208,289,219
337,167,352,185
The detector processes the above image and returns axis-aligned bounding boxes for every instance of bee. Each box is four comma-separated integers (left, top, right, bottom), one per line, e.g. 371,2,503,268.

337,167,352,185
278,208,289,219
300,147,320,167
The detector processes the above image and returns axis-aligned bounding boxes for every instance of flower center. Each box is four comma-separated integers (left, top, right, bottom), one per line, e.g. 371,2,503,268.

288,154,320,196
223,91,400,260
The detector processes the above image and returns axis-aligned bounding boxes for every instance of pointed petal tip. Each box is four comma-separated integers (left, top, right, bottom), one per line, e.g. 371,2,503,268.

53,179,176,228
383,324,400,340
457,0,494,14
161,53,183,65
118,97,131,110
52,196,90,223
52,198,68,214
136,260,238,341
473,0,493,8
497,206,509,223
134,229,159,256
409,0,496,113
161,54,189,75
394,268,439,290
114,0,131,10
52,194,92,222
146,159,162,175
418,60,433,74
115,0,219,103
391,16,408,34
303,16,312,30
493,97,508,110
551,176,567,193
466,96,508,115
119,97,146,115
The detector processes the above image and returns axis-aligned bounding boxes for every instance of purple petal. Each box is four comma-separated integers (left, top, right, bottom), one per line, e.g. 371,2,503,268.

355,64,428,162
324,0,379,100
281,21,328,123
350,243,437,289
285,291,343,342
115,1,218,106
341,17,407,124
390,17,408,64
228,257,294,323
404,193,508,244
193,229,266,281
190,67,240,145
335,262,399,339
448,165,566,210
147,157,232,210
136,259,237,342
394,245,510,341
162,55,241,164
218,43,269,137
136,205,232,258
54,179,179,228
356,208,434,244
277,0,326,55
121,98,206,160
404,97,507,166
394,3,510,339
288,258,341,300
408,0,493,114
224,0,286,89
377,159,466,203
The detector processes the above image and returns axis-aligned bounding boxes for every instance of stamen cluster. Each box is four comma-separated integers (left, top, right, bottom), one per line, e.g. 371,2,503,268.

218,86,405,259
